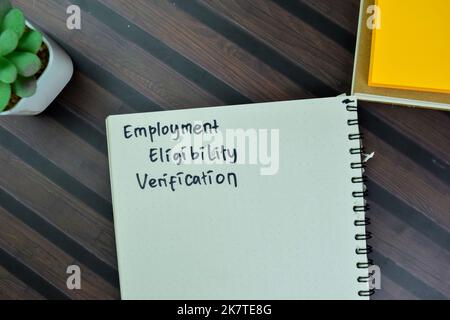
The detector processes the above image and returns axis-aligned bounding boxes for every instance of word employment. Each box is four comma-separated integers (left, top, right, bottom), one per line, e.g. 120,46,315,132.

136,170,238,192
150,145,237,165
123,120,219,142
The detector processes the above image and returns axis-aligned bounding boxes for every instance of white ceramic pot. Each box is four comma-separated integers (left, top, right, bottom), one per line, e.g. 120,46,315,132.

0,24,73,116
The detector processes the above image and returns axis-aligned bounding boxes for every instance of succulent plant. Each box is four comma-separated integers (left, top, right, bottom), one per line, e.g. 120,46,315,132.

0,2,43,112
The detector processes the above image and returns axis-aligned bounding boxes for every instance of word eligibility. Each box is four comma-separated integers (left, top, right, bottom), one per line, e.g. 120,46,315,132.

149,145,237,165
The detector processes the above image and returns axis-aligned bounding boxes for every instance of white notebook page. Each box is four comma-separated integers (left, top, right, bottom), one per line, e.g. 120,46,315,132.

106,97,370,300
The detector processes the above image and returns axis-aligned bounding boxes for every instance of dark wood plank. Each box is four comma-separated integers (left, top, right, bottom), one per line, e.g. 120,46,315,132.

100,0,312,101
366,103,450,163
300,0,360,34
370,202,450,297
202,0,353,93
372,276,419,300
0,145,117,268
0,207,118,299
363,129,450,231
0,115,111,202
0,265,44,300
14,0,222,109
57,72,136,133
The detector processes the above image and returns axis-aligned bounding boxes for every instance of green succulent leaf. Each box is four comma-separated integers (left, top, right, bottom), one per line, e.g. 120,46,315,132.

6,51,41,77
0,55,17,83
0,28,17,56
17,29,43,54
0,0,12,26
0,81,11,112
13,74,36,98
2,8,25,38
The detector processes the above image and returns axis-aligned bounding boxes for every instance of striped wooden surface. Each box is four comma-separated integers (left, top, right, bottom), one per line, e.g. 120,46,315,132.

0,0,448,300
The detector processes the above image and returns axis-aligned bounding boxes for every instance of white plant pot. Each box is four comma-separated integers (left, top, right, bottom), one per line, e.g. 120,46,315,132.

0,23,73,116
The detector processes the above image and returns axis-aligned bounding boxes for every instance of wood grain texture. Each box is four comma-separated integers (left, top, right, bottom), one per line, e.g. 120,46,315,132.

372,276,419,300
363,129,450,231
367,103,450,162
0,145,117,268
370,202,450,297
0,207,118,299
0,265,44,300
299,0,360,34
203,0,353,92
15,0,222,109
0,115,111,201
101,0,313,101
0,0,448,299
58,73,136,133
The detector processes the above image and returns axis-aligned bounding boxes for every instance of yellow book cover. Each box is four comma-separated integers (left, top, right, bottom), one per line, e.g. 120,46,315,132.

369,0,450,94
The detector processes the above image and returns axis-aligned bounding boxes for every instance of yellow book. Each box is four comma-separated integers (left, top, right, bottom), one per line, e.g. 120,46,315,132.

369,0,450,94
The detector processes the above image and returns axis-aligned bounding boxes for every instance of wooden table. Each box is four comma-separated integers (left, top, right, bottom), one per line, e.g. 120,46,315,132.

0,0,448,300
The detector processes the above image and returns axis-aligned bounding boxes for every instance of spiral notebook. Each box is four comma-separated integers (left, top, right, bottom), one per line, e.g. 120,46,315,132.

106,96,372,300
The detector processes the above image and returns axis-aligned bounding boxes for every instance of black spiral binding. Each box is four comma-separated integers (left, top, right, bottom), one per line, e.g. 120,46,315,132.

342,98,375,297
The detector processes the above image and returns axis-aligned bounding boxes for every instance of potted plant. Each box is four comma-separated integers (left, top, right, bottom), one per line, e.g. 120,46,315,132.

0,0,73,115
